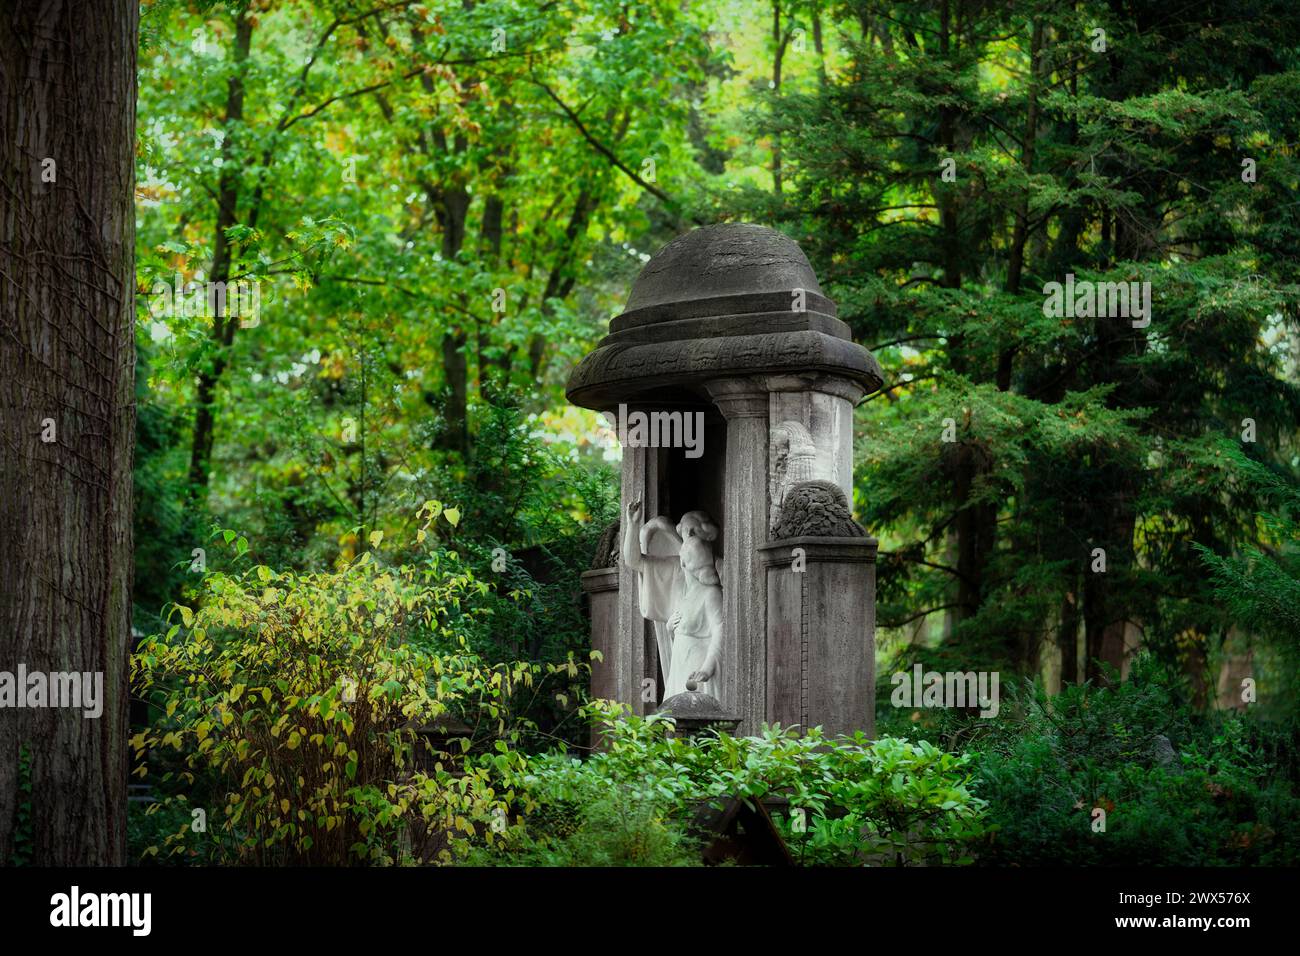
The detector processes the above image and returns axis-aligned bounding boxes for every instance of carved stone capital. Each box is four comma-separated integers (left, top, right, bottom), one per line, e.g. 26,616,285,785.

705,377,770,419
764,372,866,404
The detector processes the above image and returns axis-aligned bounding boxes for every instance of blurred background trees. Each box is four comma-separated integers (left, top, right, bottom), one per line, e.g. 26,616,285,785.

133,0,1299,719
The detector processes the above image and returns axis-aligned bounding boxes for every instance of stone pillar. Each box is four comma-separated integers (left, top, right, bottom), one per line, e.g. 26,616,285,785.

579,567,619,705
706,377,770,734
767,373,864,497
759,537,877,738
617,439,669,713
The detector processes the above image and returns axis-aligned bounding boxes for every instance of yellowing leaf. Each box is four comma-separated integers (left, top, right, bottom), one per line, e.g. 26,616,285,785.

443,507,460,527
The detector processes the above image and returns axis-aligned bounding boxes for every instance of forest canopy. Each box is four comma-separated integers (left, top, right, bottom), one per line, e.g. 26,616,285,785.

132,0,1299,713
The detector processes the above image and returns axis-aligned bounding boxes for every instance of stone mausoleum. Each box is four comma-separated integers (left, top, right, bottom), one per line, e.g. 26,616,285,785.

569,223,884,737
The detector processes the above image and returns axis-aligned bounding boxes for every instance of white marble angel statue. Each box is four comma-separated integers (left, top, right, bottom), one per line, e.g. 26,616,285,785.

621,498,725,701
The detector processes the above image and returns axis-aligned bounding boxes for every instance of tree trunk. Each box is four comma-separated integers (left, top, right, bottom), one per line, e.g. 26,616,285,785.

999,19,1044,391
771,0,786,197
1058,582,1080,686
0,0,138,865
934,0,992,632
477,190,508,399
435,183,471,455
188,14,254,494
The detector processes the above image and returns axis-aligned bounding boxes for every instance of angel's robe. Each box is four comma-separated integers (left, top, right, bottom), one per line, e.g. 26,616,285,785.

662,578,724,699
637,552,684,684
635,515,726,699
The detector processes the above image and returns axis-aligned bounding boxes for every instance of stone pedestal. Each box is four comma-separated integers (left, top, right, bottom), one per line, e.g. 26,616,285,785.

579,567,620,705
706,377,770,735
759,537,877,738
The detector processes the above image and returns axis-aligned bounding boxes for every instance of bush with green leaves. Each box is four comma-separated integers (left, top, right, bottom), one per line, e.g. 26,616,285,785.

1197,442,1300,717
463,773,703,867
966,655,1300,865
382,402,618,746
130,522,591,865
475,703,990,867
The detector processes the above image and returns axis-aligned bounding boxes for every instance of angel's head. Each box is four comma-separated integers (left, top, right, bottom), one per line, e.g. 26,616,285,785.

675,510,718,545
676,511,720,586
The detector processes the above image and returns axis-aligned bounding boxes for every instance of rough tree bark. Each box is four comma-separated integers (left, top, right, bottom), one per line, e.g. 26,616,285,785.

0,0,138,865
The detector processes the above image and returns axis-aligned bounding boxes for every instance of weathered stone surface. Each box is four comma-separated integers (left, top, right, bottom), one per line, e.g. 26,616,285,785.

566,224,883,410
589,519,620,570
658,685,741,739
622,223,826,314
1150,734,1177,768
569,330,882,411
572,223,880,740
580,567,620,710
760,536,877,738
768,375,861,497
772,480,866,538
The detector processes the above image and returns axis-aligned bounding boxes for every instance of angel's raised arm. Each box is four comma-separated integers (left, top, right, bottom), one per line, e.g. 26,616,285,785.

622,500,680,571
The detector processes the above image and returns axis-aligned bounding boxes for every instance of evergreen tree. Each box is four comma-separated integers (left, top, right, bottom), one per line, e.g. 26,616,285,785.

743,0,1300,688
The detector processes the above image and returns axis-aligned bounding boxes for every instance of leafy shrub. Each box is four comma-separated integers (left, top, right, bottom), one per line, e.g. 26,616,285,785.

131,523,589,865
476,704,990,867
128,798,215,867
968,655,1300,865
464,772,702,867
390,402,619,746
1197,442,1300,716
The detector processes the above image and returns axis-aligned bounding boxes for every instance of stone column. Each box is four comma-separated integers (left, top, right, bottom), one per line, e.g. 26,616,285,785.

759,537,877,738
580,565,620,749
580,567,619,705
618,438,668,714
706,377,770,734
766,373,865,496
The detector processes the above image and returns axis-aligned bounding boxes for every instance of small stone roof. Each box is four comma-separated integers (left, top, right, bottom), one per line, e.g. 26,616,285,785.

566,224,883,410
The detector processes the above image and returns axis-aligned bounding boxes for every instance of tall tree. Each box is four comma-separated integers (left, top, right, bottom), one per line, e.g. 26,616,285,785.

0,0,138,864
752,0,1300,689
133,0,713,574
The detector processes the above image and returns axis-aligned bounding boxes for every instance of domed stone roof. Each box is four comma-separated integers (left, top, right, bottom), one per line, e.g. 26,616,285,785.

566,223,883,410
622,223,825,318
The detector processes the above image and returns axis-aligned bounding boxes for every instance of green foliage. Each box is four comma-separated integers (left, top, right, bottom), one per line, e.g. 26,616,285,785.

741,0,1300,682
464,770,702,867
132,341,196,633
1197,443,1300,712
128,798,215,867
967,656,1300,865
477,704,990,867
122,0,1300,868
5,745,33,867
130,526,587,865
